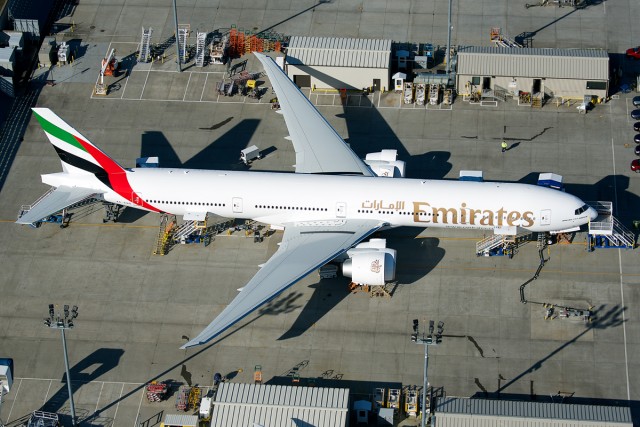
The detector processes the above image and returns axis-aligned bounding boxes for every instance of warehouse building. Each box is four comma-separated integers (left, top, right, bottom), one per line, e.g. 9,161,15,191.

456,47,609,105
211,382,349,427
434,397,633,427
285,36,392,91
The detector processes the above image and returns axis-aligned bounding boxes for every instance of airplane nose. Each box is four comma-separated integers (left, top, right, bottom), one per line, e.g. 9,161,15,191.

588,206,598,221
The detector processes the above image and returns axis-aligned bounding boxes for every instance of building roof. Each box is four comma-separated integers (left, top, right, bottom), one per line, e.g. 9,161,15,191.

286,36,392,68
435,397,632,424
162,414,198,427
211,383,349,427
456,46,609,80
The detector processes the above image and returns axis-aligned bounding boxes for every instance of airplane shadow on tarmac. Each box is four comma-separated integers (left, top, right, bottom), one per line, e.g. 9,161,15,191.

278,236,445,340
520,173,640,229
115,118,260,222
41,348,124,420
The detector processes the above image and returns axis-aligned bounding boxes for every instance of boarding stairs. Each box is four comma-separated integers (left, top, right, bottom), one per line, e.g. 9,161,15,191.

476,231,533,256
177,25,190,63
153,214,176,255
195,31,206,67
490,27,522,48
139,27,153,62
173,219,206,243
17,188,98,224
587,201,635,250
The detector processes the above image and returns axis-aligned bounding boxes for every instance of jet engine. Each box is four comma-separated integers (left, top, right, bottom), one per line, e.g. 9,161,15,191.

364,149,405,178
341,238,396,286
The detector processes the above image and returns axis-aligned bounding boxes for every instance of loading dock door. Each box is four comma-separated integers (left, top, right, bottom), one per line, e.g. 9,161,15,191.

373,79,380,92
293,75,311,88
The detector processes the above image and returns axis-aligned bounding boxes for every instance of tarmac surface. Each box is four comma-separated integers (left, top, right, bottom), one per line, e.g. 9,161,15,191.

1,0,640,426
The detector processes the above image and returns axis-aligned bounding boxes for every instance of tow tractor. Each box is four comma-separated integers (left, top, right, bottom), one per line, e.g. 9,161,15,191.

94,48,118,96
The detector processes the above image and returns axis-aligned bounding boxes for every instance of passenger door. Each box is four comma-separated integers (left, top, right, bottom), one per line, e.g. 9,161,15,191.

540,209,551,226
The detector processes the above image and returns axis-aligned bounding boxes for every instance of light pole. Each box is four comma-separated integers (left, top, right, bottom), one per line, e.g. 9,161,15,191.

44,304,78,427
411,319,444,427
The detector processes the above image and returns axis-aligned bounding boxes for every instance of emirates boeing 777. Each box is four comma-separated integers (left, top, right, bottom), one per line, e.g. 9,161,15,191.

17,53,597,348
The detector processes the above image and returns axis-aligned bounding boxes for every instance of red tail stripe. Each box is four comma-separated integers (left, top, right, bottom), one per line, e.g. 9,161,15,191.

74,136,160,212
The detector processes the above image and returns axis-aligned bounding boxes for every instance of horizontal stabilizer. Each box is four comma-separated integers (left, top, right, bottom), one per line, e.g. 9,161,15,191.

16,186,97,225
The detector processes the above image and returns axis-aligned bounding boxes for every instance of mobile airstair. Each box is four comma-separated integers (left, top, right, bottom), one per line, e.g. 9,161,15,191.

195,31,206,67
490,27,522,48
476,231,533,257
587,201,635,250
139,27,153,62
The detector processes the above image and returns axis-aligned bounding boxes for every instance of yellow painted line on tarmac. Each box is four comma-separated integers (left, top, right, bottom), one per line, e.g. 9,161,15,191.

430,264,640,277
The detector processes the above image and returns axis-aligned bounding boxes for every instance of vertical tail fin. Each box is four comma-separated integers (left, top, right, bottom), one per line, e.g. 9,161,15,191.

32,108,125,176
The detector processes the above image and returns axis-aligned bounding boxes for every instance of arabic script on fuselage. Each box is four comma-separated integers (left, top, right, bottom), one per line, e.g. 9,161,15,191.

360,200,534,227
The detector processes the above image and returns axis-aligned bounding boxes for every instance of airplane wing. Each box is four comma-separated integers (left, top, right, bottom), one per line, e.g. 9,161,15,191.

16,186,97,225
181,219,385,348
254,52,374,176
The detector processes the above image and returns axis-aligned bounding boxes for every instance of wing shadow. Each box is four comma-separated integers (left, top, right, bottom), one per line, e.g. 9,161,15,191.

278,236,445,339
297,67,451,179
139,119,260,170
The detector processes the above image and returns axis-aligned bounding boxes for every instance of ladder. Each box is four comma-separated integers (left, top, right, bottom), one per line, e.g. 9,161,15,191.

139,27,153,62
490,27,522,48
195,31,206,67
178,24,190,63
532,94,543,108
153,214,176,255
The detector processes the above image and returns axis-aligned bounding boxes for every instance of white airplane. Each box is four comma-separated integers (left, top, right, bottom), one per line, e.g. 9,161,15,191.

18,53,597,349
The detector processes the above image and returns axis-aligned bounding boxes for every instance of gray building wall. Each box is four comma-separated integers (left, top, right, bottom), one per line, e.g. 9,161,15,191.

287,64,389,91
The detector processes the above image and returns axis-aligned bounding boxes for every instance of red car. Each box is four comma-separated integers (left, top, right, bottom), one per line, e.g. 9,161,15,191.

632,159,640,172
628,47,640,60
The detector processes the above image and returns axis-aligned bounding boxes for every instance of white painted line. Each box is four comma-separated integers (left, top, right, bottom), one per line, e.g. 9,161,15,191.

140,66,152,100
6,378,22,422
183,72,192,101
94,381,105,413
112,382,125,424
609,133,631,401
43,379,53,404
133,386,145,427
200,73,209,102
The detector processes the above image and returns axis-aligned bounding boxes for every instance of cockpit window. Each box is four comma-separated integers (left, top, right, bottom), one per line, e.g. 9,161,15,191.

574,204,589,215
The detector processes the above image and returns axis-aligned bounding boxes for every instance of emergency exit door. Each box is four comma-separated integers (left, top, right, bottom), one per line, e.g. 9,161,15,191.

540,209,551,226
232,197,243,213
336,202,347,218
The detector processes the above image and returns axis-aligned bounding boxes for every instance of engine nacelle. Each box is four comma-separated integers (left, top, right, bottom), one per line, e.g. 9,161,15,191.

342,239,397,286
364,149,406,178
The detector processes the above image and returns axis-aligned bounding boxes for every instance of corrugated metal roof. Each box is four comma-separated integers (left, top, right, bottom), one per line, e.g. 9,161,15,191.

435,397,632,423
286,36,392,68
211,383,349,427
456,46,609,80
163,414,198,427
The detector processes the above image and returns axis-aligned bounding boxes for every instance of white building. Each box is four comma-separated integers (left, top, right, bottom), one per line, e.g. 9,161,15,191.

456,47,609,103
211,382,349,427
285,36,392,91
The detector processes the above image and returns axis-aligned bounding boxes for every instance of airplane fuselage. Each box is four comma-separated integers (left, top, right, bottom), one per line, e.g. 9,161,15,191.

50,167,596,233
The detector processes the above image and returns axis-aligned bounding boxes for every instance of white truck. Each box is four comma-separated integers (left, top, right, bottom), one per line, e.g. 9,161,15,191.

240,145,261,165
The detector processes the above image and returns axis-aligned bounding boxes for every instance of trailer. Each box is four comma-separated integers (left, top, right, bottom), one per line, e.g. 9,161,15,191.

240,145,261,165
415,83,426,105
403,82,414,104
